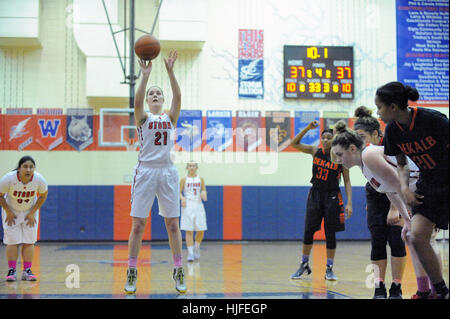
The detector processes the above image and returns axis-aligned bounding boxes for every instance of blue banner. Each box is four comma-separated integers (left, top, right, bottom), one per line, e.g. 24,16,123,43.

66,108,93,151
238,29,264,99
205,110,233,152
238,59,264,99
176,110,202,152
294,111,320,146
396,0,449,101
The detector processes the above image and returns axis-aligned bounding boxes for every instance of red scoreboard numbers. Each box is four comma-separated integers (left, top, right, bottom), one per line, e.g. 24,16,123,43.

284,46,354,100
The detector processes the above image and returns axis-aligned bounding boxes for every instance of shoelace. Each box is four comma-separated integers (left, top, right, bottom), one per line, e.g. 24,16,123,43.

176,269,184,284
127,270,137,284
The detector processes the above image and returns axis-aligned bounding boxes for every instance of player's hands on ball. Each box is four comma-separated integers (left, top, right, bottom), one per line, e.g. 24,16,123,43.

138,59,152,76
164,51,178,73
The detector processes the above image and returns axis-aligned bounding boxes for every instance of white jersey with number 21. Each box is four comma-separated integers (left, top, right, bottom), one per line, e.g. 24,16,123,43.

136,112,175,165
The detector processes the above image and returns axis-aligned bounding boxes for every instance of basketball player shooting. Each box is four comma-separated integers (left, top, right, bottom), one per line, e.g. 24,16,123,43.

124,49,187,295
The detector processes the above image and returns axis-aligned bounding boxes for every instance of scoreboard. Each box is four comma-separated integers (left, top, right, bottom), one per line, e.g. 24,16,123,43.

284,46,354,100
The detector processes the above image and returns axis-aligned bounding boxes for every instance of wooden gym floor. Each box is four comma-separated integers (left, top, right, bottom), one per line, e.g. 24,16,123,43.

0,240,448,299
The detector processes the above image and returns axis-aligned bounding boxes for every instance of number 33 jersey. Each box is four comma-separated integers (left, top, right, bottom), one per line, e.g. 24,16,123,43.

310,147,343,191
0,171,48,212
137,112,175,165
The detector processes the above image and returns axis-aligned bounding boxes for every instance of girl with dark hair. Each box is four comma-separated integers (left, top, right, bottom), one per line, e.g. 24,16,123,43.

0,156,48,282
375,81,449,299
290,120,352,281
331,119,445,299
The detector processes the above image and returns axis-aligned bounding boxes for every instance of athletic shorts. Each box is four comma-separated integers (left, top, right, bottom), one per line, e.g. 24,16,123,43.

365,182,391,228
180,199,207,231
1,208,39,245
130,163,180,219
304,187,345,233
412,187,449,230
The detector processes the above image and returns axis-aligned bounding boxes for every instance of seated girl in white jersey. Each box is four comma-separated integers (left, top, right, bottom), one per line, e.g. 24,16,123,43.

0,156,48,282
124,51,187,294
180,161,208,262
331,120,444,299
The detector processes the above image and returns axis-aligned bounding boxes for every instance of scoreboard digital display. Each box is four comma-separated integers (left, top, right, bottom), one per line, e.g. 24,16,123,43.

284,46,354,100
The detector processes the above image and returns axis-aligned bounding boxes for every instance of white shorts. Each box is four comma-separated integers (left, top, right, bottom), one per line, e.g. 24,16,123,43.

1,208,39,245
180,199,207,231
130,163,180,219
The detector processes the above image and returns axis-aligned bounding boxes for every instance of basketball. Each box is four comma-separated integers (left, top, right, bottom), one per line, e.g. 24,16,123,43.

134,35,160,61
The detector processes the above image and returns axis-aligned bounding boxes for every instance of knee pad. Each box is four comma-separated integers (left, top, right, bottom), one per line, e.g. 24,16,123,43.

388,226,406,258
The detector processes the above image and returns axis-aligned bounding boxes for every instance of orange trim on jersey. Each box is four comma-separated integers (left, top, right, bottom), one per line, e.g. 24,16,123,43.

16,171,34,183
223,186,242,240
394,107,418,132
395,121,404,131
409,107,418,131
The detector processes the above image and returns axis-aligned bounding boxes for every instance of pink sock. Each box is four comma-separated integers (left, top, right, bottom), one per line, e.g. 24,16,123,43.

173,254,182,268
23,262,32,270
416,276,430,292
128,256,138,268
8,261,17,270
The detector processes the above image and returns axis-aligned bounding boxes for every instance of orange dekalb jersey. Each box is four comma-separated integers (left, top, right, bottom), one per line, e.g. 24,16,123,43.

310,148,342,191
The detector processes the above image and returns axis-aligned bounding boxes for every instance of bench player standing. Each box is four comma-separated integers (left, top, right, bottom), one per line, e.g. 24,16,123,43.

180,161,208,262
124,51,186,294
375,81,449,299
0,156,48,282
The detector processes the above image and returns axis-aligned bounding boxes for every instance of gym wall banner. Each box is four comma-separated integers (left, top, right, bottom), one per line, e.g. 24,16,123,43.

238,29,264,99
396,0,449,106
66,108,94,151
175,110,203,152
205,110,233,152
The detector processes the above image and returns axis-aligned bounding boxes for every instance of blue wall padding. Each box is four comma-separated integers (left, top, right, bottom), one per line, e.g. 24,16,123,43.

40,186,114,240
202,186,223,240
1,185,371,241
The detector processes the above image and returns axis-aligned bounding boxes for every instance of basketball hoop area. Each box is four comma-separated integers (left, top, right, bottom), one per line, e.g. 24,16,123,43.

99,108,139,151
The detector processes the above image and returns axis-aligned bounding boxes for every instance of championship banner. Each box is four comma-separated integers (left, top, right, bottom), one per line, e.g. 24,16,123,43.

238,29,264,99
322,111,348,132
235,110,262,152
265,111,291,152
5,108,36,151
66,108,94,151
205,110,233,152
36,108,65,151
175,110,202,152
294,111,320,146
